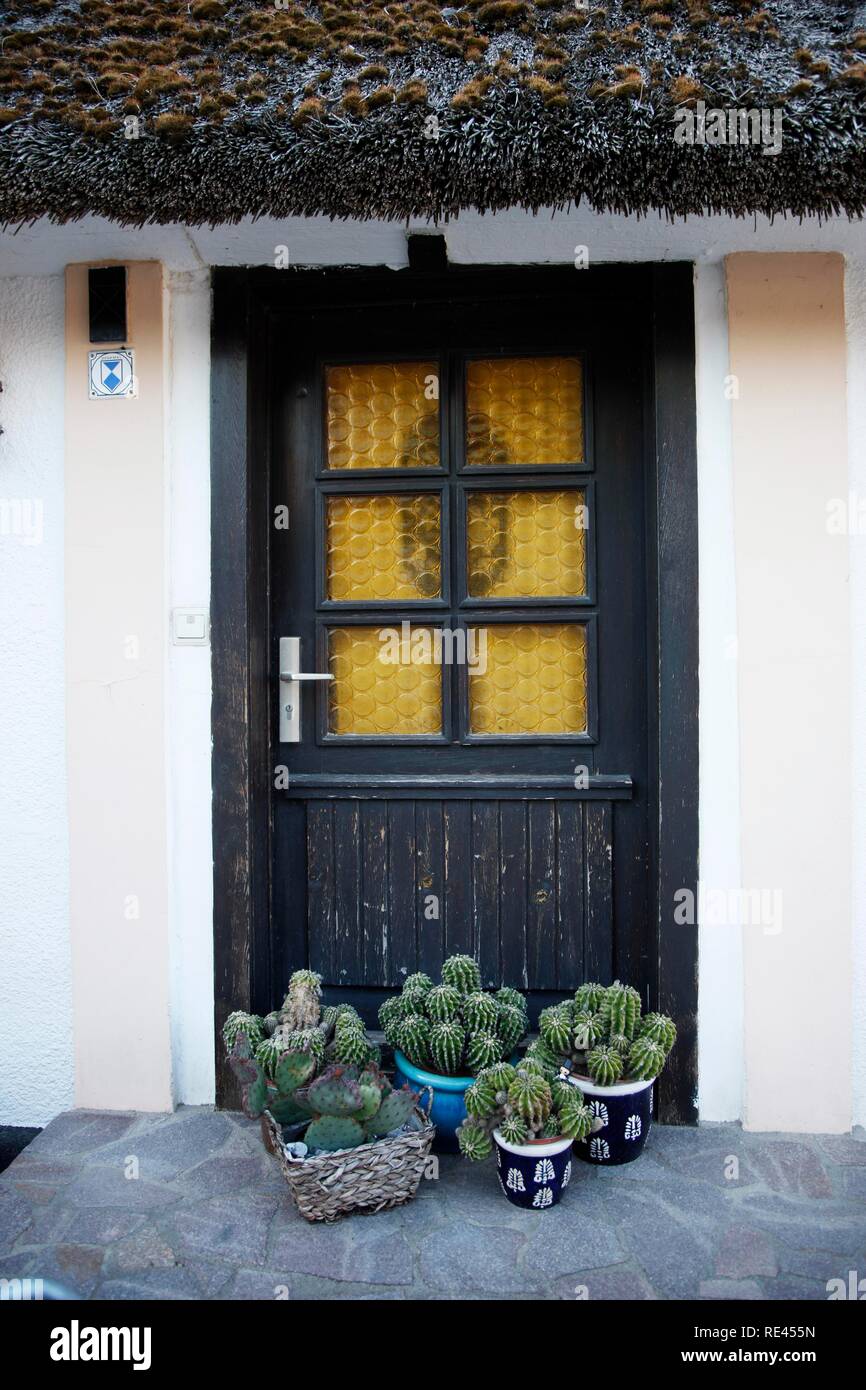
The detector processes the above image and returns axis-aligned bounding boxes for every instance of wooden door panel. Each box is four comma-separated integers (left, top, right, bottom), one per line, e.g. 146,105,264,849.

295,790,623,991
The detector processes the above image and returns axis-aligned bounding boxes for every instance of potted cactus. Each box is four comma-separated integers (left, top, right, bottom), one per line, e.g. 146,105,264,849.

532,981,677,1165
379,955,529,1152
456,1060,596,1209
223,970,434,1220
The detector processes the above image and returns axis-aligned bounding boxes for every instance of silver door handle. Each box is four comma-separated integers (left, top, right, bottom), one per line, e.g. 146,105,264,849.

279,638,333,743
280,672,334,682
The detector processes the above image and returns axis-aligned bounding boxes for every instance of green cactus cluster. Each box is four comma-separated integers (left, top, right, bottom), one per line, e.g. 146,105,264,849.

457,1059,596,1160
222,970,404,1150
536,981,676,1086
379,955,529,1077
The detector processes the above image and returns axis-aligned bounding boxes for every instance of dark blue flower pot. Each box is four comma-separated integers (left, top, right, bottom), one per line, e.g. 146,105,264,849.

573,1076,654,1165
493,1131,574,1209
393,1051,474,1153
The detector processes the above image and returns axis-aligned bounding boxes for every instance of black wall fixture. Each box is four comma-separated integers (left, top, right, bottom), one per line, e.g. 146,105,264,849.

88,266,127,343
407,234,448,273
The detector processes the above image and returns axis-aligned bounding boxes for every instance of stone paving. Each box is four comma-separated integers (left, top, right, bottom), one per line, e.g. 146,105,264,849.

0,1107,864,1300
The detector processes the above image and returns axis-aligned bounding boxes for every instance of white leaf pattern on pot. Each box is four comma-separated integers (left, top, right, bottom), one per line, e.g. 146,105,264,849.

532,1187,554,1208
590,1137,610,1160
534,1158,555,1184
506,1167,526,1193
625,1114,641,1141
562,1160,572,1188
589,1100,609,1127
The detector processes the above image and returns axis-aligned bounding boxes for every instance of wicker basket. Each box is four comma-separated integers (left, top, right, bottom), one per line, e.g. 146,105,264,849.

261,1090,435,1223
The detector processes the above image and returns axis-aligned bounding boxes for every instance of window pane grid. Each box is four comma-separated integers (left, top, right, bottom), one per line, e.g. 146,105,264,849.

319,353,592,739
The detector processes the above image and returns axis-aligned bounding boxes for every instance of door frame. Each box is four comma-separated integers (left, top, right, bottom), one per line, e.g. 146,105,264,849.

210,263,699,1123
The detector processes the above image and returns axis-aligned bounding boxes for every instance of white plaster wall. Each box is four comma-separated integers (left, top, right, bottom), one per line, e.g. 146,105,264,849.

0,276,73,1126
694,261,743,1123
846,251,866,1130
2,208,865,1124
165,269,214,1104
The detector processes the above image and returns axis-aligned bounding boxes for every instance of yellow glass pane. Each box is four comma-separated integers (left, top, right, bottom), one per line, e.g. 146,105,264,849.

326,493,441,601
466,356,584,466
326,362,440,469
467,489,587,598
469,623,587,735
327,625,442,735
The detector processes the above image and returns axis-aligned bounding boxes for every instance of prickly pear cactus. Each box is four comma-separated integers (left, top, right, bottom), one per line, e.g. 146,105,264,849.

304,1065,363,1117
430,1019,466,1075
441,953,481,995
228,1043,269,1119
273,1047,318,1093
305,1115,365,1152
364,1086,416,1138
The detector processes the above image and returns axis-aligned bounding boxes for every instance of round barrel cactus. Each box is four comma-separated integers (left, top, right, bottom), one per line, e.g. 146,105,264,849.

627,1035,667,1080
464,991,499,1033
441,953,481,995
539,1003,573,1055
586,1044,624,1086
398,1013,431,1067
466,1030,503,1073
425,984,463,1022
639,1012,677,1051
430,1019,466,1075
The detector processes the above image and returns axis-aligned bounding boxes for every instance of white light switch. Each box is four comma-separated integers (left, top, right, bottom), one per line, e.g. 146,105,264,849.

172,608,208,646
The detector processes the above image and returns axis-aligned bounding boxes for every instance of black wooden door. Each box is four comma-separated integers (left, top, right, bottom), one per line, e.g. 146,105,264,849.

270,279,649,1021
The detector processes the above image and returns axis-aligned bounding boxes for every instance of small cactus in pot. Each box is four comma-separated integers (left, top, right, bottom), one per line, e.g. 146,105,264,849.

456,1060,596,1160
535,982,676,1088
457,1060,598,1208
379,955,529,1077
222,970,418,1151
536,982,678,1166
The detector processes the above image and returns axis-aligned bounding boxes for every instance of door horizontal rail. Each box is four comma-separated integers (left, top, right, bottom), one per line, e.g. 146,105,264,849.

279,773,633,801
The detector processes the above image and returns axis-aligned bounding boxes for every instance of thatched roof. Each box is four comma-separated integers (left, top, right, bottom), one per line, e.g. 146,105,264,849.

0,0,864,225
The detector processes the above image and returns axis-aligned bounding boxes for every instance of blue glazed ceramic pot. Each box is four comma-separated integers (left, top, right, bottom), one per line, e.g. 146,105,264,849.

392,1050,473,1153
573,1076,654,1165
493,1131,574,1209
